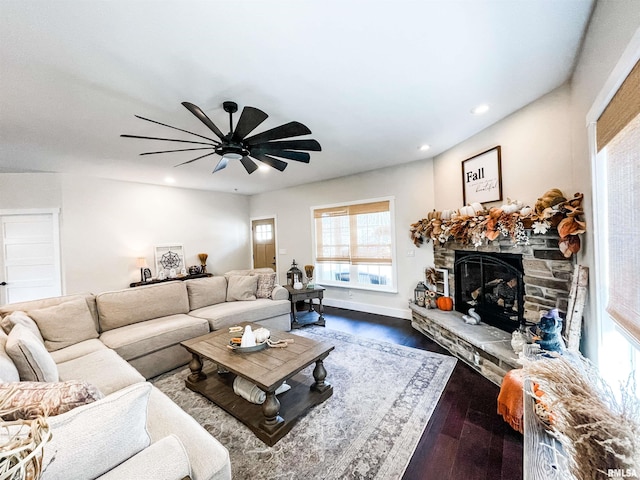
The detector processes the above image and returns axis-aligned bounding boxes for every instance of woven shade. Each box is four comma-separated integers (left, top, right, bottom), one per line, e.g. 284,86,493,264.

597,58,640,343
315,200,391,265
597,59,640,152
603,113,640,342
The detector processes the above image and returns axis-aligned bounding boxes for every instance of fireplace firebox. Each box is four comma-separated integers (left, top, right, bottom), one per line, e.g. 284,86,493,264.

454,251,524,333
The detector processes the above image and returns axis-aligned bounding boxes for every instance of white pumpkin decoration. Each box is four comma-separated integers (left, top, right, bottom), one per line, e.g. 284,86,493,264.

471,202,484,214
441,209,453,220
460,205,475,217
500,203,519,214
520,206,533,216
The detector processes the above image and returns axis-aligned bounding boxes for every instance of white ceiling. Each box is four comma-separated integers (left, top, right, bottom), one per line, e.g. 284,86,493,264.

0,0,593,195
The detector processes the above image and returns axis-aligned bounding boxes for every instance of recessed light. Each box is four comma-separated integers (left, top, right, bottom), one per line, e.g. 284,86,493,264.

419,144,431,151
471,104,490,115
164,176,176,184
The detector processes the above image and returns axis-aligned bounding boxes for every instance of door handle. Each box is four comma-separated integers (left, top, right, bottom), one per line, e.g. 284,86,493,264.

0,282,7,286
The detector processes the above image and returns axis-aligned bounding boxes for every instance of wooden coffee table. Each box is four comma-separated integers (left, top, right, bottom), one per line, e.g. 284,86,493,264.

180,322,334,446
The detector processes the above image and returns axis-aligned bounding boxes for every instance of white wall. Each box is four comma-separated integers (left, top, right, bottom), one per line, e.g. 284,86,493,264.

433,84,573,210
0,173,62,208
250,159,436,319
0,173,251,295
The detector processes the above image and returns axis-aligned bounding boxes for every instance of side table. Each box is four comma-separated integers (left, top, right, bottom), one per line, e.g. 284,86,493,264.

284,285,325,329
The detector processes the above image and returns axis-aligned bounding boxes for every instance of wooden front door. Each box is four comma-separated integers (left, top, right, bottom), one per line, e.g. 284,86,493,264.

252,218,276,270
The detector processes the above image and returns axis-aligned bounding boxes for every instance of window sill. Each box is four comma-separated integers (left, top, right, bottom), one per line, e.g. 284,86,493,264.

316,281,397,294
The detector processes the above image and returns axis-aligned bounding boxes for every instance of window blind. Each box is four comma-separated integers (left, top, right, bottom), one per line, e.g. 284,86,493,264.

596,59,640,342
314,200,391,265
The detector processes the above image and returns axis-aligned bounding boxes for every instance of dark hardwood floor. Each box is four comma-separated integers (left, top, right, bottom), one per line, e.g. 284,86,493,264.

319,306,523,480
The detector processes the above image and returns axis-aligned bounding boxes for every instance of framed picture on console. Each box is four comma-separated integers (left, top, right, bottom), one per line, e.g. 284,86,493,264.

462,146,502,204
154,244,185,278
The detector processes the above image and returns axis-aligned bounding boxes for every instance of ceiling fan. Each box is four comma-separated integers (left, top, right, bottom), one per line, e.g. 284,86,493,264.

121,100,321,174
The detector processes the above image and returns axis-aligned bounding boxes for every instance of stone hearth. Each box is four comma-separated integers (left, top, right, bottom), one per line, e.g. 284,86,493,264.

410,304,519,385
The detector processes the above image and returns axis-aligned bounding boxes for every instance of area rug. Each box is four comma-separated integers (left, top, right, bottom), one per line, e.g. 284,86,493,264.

151,327,457,479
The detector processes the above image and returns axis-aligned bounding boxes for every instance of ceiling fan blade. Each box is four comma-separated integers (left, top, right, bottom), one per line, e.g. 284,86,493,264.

173,151,217,167
120,134,215,147
134,115,220,144
240,156,259,174
250,151,288,172
250,139,322,152
212,157,229,173
231,107,268,142
251,148,310,163
244,121,312,145
140,147,214,156
181,102,226,140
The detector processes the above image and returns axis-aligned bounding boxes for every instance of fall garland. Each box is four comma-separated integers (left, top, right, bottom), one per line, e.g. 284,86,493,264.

410,189,586,258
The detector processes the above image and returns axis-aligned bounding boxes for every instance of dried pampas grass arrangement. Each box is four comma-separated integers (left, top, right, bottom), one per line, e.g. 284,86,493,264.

1,386,52,480
0,417,51,480
523,353,640,480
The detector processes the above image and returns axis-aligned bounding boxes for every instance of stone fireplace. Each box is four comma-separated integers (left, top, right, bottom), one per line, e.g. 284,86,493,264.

410,229,576,384
435,230,575,325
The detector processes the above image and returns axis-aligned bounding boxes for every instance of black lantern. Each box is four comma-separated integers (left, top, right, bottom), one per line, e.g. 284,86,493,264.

414,281,427,307
287,260,303,287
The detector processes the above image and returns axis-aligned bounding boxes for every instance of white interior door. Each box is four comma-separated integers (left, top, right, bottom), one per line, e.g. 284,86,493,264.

0,210,62,305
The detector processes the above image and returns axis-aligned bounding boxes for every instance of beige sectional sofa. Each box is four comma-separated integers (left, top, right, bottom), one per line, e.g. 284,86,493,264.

0,269,291,480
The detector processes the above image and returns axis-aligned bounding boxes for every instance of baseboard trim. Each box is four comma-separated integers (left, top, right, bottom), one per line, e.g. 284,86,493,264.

322,298,412,320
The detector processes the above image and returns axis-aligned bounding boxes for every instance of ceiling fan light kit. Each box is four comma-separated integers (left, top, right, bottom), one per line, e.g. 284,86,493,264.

122,100,321,175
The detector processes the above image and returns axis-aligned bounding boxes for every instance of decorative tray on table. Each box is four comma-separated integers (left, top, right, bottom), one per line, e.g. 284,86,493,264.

228,339,268,353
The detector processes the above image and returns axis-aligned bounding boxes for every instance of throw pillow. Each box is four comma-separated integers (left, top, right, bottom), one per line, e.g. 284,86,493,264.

256,273,277,299
41,382,152,480
5,324,59,382
0,330,20,383
28,297,99,351
185,276,227,310
0,380,104,420
0,310,44,343
226,275,258,302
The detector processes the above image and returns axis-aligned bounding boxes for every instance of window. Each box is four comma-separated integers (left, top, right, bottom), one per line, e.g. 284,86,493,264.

255,223,273,242
312,198,396,292
591,55,640,393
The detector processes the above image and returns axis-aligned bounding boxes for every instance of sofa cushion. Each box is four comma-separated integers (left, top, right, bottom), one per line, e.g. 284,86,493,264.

99,314,209,362
190,298,290,331
256,273,277,299
96,434,191,480
57,348,145,396
226,275,258,302
0,330,20,382
41,382,152,480
185,276,227,310
5,324,59,382
97,282,190,332
28,297,99,351
223,269,252,277
0,293,99,332
50,338,109,364
0,380,103,420
0,310,44,343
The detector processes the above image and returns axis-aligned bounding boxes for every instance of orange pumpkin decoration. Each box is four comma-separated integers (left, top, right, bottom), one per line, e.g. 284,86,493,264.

436,296,453,311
